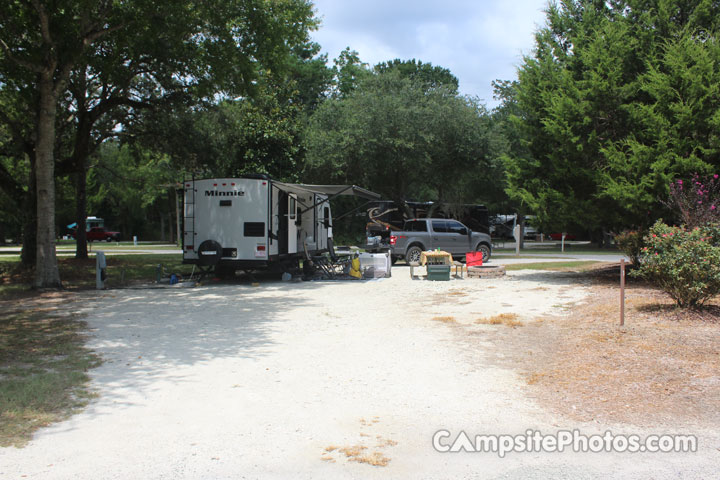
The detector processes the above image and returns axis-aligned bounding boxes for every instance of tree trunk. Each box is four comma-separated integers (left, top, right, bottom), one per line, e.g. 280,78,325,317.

34,73,62,288
75,169,88,259
160,214,166,242
72,71,91,259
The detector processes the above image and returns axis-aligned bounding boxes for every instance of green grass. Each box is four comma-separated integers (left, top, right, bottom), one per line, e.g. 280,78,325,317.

492,254,578,259
0,310,101,447
494,245,622,256
55,241,180,250
504,260,602,271
0,253,186,295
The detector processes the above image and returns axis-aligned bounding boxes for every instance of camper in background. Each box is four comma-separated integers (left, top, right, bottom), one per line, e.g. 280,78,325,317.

183,175,379,275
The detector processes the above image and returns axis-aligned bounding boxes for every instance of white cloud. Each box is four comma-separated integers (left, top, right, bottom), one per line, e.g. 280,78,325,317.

310,0,548,107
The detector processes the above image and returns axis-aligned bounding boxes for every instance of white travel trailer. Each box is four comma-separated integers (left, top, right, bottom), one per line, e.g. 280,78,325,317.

183,175,379,273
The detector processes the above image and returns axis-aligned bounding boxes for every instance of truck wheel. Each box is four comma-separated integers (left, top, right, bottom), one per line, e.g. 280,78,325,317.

406,245,423,264
476,244,491,262
106,237,112,242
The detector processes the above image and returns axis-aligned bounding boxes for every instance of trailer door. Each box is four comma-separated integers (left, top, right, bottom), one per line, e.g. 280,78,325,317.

288,194,298,254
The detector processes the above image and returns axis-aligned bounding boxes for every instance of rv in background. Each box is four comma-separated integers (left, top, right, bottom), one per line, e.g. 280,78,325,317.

490,214,538,239
183,175,379,273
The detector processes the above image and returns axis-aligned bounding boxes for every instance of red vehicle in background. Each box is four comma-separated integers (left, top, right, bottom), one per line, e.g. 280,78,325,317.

548,233,577,241
71,226,120,242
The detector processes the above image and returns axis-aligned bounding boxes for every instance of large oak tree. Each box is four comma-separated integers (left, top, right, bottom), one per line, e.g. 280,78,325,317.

0,0,316,287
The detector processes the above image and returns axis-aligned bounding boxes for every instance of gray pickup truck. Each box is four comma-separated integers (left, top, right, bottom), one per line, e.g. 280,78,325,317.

387,218,492,264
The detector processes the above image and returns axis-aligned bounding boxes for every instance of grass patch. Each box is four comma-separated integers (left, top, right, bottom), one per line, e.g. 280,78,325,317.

476,313,524,327
504,261,601,271
494,246,622,255
0,253,186,296
0,309,101,447
432,316,457,323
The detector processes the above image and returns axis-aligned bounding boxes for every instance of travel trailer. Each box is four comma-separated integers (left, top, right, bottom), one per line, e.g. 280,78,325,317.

182,175,379,273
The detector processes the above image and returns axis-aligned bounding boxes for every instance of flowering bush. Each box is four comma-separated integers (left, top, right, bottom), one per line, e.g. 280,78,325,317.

632,221,720,307
615,230,645,265
665,173,720,228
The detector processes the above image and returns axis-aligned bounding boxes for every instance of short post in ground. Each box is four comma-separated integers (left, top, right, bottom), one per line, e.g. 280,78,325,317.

620,258,625,326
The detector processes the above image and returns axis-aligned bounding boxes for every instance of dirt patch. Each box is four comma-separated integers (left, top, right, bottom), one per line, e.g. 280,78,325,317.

476,313,523,327
322,417,396,467
477,268,720,429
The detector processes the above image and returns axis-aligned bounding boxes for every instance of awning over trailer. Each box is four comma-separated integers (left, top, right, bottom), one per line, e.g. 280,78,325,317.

273,182,381,200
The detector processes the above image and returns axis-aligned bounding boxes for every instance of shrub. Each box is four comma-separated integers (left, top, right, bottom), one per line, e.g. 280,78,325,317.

632,221,720,307
614,230,645,265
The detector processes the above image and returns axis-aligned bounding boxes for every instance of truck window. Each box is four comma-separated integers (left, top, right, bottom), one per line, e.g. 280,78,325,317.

447,221,467,234
404,220,427,232
431,220,448,233
244,222,265,237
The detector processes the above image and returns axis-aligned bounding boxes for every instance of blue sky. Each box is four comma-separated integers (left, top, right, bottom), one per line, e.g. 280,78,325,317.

310,1,550,108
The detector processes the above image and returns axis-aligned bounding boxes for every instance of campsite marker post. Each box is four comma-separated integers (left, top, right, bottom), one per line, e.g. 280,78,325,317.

620,258,625,326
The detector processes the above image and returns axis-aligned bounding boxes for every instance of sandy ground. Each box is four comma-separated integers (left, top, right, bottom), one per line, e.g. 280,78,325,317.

1,268,717,479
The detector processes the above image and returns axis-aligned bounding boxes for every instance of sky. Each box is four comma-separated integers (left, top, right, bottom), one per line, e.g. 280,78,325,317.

310,1,550,108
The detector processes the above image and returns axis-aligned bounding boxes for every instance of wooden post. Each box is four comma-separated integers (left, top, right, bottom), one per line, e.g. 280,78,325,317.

620,258,625,326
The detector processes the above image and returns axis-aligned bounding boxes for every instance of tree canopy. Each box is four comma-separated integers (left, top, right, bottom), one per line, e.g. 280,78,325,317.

503,0,720,238
304,66,490,205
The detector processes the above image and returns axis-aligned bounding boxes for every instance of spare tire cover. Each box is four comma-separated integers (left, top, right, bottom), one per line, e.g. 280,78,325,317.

197,240,222,266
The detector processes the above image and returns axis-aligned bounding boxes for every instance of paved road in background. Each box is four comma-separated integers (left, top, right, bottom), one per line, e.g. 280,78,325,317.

0,245,182,256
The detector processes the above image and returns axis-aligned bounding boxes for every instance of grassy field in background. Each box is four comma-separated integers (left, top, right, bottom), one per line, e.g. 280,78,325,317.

504,260,602,271
0,253,186,296
54,240,181,250
493,244,622,256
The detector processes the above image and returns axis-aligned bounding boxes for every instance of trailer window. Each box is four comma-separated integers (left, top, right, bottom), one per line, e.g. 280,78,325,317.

244,222,265,237
289,197,296,219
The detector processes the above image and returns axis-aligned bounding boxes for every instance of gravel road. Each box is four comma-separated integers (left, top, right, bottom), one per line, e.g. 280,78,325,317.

1,269,716,479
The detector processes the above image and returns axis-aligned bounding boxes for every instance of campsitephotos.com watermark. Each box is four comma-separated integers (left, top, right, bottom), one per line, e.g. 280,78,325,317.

433,429,697,457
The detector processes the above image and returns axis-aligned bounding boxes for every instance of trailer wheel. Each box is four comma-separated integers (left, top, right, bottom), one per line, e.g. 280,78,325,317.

197,240,222,266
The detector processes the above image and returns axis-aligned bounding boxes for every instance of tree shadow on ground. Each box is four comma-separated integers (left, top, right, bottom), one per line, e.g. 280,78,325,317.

72,280,339,409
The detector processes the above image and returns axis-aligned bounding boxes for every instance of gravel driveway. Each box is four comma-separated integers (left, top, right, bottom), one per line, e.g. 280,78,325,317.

1,269,715,479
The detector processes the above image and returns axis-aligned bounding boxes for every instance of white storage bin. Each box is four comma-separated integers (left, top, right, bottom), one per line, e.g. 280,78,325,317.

359,252,390,278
